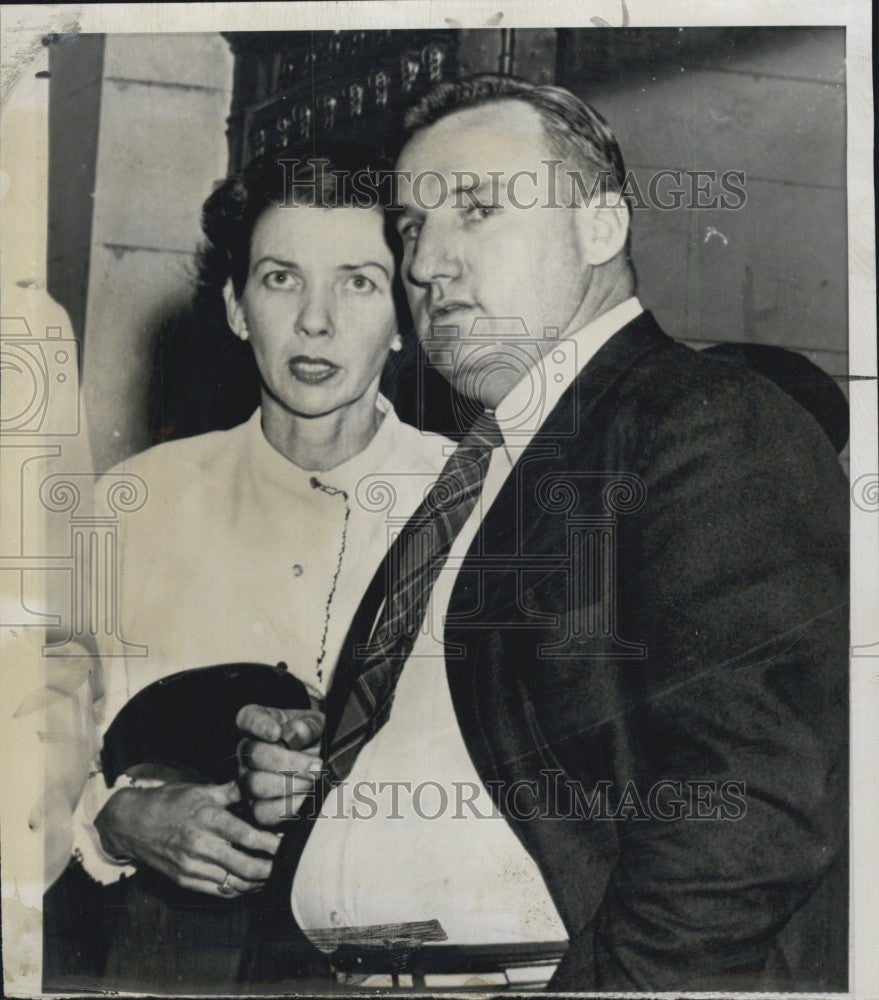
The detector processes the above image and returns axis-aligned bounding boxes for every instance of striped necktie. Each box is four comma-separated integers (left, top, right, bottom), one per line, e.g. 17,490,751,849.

326,410,504,783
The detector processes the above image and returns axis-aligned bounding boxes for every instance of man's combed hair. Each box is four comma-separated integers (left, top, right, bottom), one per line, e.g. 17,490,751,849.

400,74,631,211
194,142,397,329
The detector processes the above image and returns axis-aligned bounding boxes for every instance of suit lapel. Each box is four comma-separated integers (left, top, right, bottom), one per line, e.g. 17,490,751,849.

441,311,674,845
454,311,672,596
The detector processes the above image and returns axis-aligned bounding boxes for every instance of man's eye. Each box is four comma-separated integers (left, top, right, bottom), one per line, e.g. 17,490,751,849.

399,220,422,242
465,203,499,223
345,274,376,293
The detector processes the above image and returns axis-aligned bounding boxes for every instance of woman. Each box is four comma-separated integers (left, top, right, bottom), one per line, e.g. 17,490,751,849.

64,144,450,989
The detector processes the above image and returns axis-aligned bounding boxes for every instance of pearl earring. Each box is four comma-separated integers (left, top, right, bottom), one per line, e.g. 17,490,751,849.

391,334,403,352
239,323,249,341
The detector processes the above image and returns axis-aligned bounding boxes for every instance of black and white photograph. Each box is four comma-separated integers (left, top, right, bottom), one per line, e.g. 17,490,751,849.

0,2,876,996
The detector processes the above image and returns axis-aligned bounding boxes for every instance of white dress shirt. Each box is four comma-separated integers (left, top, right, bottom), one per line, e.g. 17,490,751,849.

292,299,643,946
73,397,450,881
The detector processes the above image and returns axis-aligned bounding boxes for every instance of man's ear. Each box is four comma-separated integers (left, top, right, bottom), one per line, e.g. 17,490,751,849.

222,279,248,340
576,194,630,267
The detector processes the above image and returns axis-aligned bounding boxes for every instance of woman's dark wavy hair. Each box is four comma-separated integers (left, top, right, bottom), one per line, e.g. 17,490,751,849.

194,141,406,333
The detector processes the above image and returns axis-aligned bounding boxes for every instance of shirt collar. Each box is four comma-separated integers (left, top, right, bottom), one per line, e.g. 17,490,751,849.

246,393,401,498
493,297,643,452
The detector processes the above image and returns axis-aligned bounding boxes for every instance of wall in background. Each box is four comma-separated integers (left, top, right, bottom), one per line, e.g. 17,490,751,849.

558,27,846,383
48,34,234,472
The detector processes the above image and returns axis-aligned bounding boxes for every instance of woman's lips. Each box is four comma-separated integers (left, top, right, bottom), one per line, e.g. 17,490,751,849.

288,356,340,384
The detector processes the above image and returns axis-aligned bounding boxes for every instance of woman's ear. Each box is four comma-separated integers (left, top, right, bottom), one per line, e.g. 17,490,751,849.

222,279,249,340
575,194,630,267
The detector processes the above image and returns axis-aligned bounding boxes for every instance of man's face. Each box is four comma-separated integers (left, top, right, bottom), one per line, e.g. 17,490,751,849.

395,100,590,409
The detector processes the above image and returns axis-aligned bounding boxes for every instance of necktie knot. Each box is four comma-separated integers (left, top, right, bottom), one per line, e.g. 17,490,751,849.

464,410,504,451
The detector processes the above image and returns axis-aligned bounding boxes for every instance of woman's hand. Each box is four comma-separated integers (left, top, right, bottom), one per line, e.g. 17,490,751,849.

236,705,325,826
94,780,281,897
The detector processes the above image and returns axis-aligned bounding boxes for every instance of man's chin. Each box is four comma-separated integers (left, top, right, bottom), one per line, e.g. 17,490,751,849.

445,359,522,411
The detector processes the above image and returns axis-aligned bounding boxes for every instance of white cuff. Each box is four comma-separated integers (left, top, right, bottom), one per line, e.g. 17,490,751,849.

71,770,164,885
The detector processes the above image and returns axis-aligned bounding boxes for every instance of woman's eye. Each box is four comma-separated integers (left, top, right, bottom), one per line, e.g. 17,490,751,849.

345,274,377,293
263,270,297,288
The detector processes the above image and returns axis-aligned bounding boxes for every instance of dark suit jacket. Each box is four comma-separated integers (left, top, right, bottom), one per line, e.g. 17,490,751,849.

245,312,849,993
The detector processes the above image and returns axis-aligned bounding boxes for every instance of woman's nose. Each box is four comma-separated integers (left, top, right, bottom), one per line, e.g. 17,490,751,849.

296,294,333,338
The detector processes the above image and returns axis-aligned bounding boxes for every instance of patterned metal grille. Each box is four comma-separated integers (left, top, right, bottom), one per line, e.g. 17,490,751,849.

225,31,460,167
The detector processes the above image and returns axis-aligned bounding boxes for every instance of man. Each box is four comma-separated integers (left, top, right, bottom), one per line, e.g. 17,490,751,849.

239,76,848,991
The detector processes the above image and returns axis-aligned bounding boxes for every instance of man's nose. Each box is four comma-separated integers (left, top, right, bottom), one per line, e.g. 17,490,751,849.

296,293,333,338
406,222,461,289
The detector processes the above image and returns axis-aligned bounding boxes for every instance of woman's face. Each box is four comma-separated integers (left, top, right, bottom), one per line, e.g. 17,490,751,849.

225,204,398,420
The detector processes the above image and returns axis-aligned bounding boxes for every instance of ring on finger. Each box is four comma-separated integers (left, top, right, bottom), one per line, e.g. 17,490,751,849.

218,872,235,896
